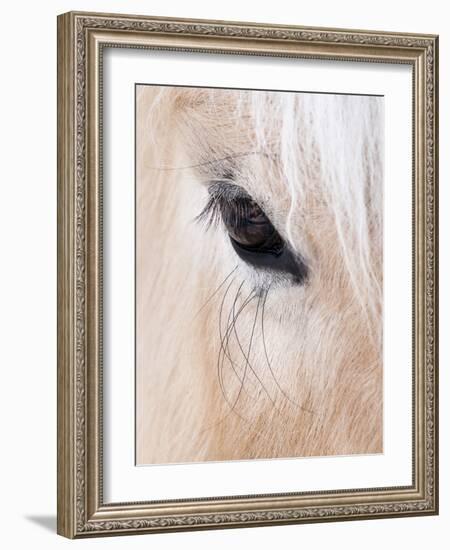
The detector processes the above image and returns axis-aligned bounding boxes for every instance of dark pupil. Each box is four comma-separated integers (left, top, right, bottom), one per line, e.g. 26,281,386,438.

224,199,284,256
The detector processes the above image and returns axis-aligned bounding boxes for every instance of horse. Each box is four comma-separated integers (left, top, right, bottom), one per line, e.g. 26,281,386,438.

135,85,383,464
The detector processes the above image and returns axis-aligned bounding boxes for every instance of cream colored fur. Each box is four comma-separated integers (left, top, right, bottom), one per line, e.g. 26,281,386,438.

136,86,383,464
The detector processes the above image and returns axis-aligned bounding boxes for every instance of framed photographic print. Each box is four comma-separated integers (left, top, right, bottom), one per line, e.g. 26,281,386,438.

57,11,439,538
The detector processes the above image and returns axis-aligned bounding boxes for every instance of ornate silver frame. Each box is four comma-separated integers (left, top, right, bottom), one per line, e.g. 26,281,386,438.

57,11,439,538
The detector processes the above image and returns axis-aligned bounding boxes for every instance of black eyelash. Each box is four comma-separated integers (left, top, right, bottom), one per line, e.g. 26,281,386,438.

195,182,255,230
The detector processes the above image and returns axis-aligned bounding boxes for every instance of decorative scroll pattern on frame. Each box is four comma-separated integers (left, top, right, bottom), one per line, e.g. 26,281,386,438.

71,14,437,534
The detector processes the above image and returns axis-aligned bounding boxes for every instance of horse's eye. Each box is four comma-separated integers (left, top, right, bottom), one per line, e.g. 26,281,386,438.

197,182,308,284
223,199,285,256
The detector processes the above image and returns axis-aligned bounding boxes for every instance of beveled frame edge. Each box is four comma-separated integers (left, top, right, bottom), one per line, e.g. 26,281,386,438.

57,11,439,539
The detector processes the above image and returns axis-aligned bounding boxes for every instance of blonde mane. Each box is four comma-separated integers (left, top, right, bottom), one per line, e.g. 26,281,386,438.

136,85,383,464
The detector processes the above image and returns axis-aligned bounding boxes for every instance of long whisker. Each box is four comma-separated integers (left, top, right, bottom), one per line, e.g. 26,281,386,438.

229,292,262,413
261,286,314,415
216,276,237,407
199,289,258,434
219,287,259,407
146,151,273,172
232,292,277,406
221,287,258,376
220,281,247,384
217,281,257,416
193,266,238,318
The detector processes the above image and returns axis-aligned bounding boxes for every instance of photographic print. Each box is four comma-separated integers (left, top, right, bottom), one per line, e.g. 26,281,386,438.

58,12,438,537
136,85,384,465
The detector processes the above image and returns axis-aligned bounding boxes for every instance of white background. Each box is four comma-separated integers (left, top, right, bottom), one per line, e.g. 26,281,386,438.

0,0,447,548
